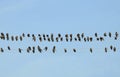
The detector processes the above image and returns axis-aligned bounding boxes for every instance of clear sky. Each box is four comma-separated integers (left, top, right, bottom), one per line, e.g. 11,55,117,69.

0,0,120,77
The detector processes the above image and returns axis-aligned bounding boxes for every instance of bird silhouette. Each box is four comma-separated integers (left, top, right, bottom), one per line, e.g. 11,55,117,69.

73,49,76,52
44,46,48,51
15,36,18,41
52,46,56,53
110,45,113,50
109,32,112,37
81,33,84,38
7,46,11,50
20,36,23,41
64,48,67,53
18,48,22,53
11,36,14,41
0,48,4,52
113,47,116,52
37,45,42,53
95,33,97,37
27,34,30,37
58,33,61,37
104,32,107,37
89,37,93,42
6,33,9,40
32,46,35,53
105,47,107,53
0,33,5,40
22,33,25,37
90,48,92,53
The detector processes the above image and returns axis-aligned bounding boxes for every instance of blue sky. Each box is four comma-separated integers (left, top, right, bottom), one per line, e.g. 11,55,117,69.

0,0,120,77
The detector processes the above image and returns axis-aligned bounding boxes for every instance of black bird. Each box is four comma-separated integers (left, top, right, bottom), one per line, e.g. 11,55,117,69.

64,48,67,53
27,46,31,53
20,36,23,41
60,37,63,41
78,38,81,42
52,46,56,53
48,38,51,42
43,37,46,41
113,47,116,52
7,46,11,50
104,32,107,37
89,37,93,42
74,38,77,41
100,37,104,41
56,37,59,42
39,37,42,42
73,49,76,52
43,34,46,38
18,48,22,53
84,37,86,42
32,36,36,42
22,33,25,37
32,47,35,53
11,36,14,41
115,32,118,37
15,36,18,41
6,33,9,40
58,33,61,37
46,34,49,38
27,34,30,37
81,33,84,38
90,48,92,53
109,32,112,37
0,33,5,40
96,38,99,41
51,33,54,42
95,33,97,37
105,47,107,53
37,45,42,53
0,48,4,52
110,45,113,50
44,46,48,51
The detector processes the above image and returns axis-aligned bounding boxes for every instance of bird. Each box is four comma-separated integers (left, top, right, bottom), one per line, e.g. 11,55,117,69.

78,38,81,42
73,49,76,52
60,37,63,41
64,48,67,53
56,37,59,42
89,37,93,42
115,32,118,37
27,46,31,53
48,38,51,42
0,33,5,40
18,48,22,53
100,37,104,41
11,36,14,41
15,36,18,41
32,47,35,53
81,33,84,38
104,32,107,37
32,36,36,42
109,32,112,37
22,33,25,37
95,33,98,37
58,33,61,37
20,36,23,41
110,45,113,50
96,38,99,41
52,46,56,53
74,38,77,41
51,33,54,42
44,46,48,51
0,48,4,52
6,33,9,40
7,46,11,50
37,45,42,53
77,33,80,38
90,48,92,53
39,37,42,42
43,37,46,41
46,34,49,38
27,34,30,37
113,47,116,52
84,37,86,42
105,47,107,53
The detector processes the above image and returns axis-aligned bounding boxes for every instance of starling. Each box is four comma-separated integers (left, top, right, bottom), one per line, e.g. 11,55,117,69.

37,45,42,53
52,46,56,53
109,32,112,37
73,49,76,52
105,47,107,53
90,48,92,53
6,33,9,40
7,46,11,50
64,48,67,53
95,33,97,37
